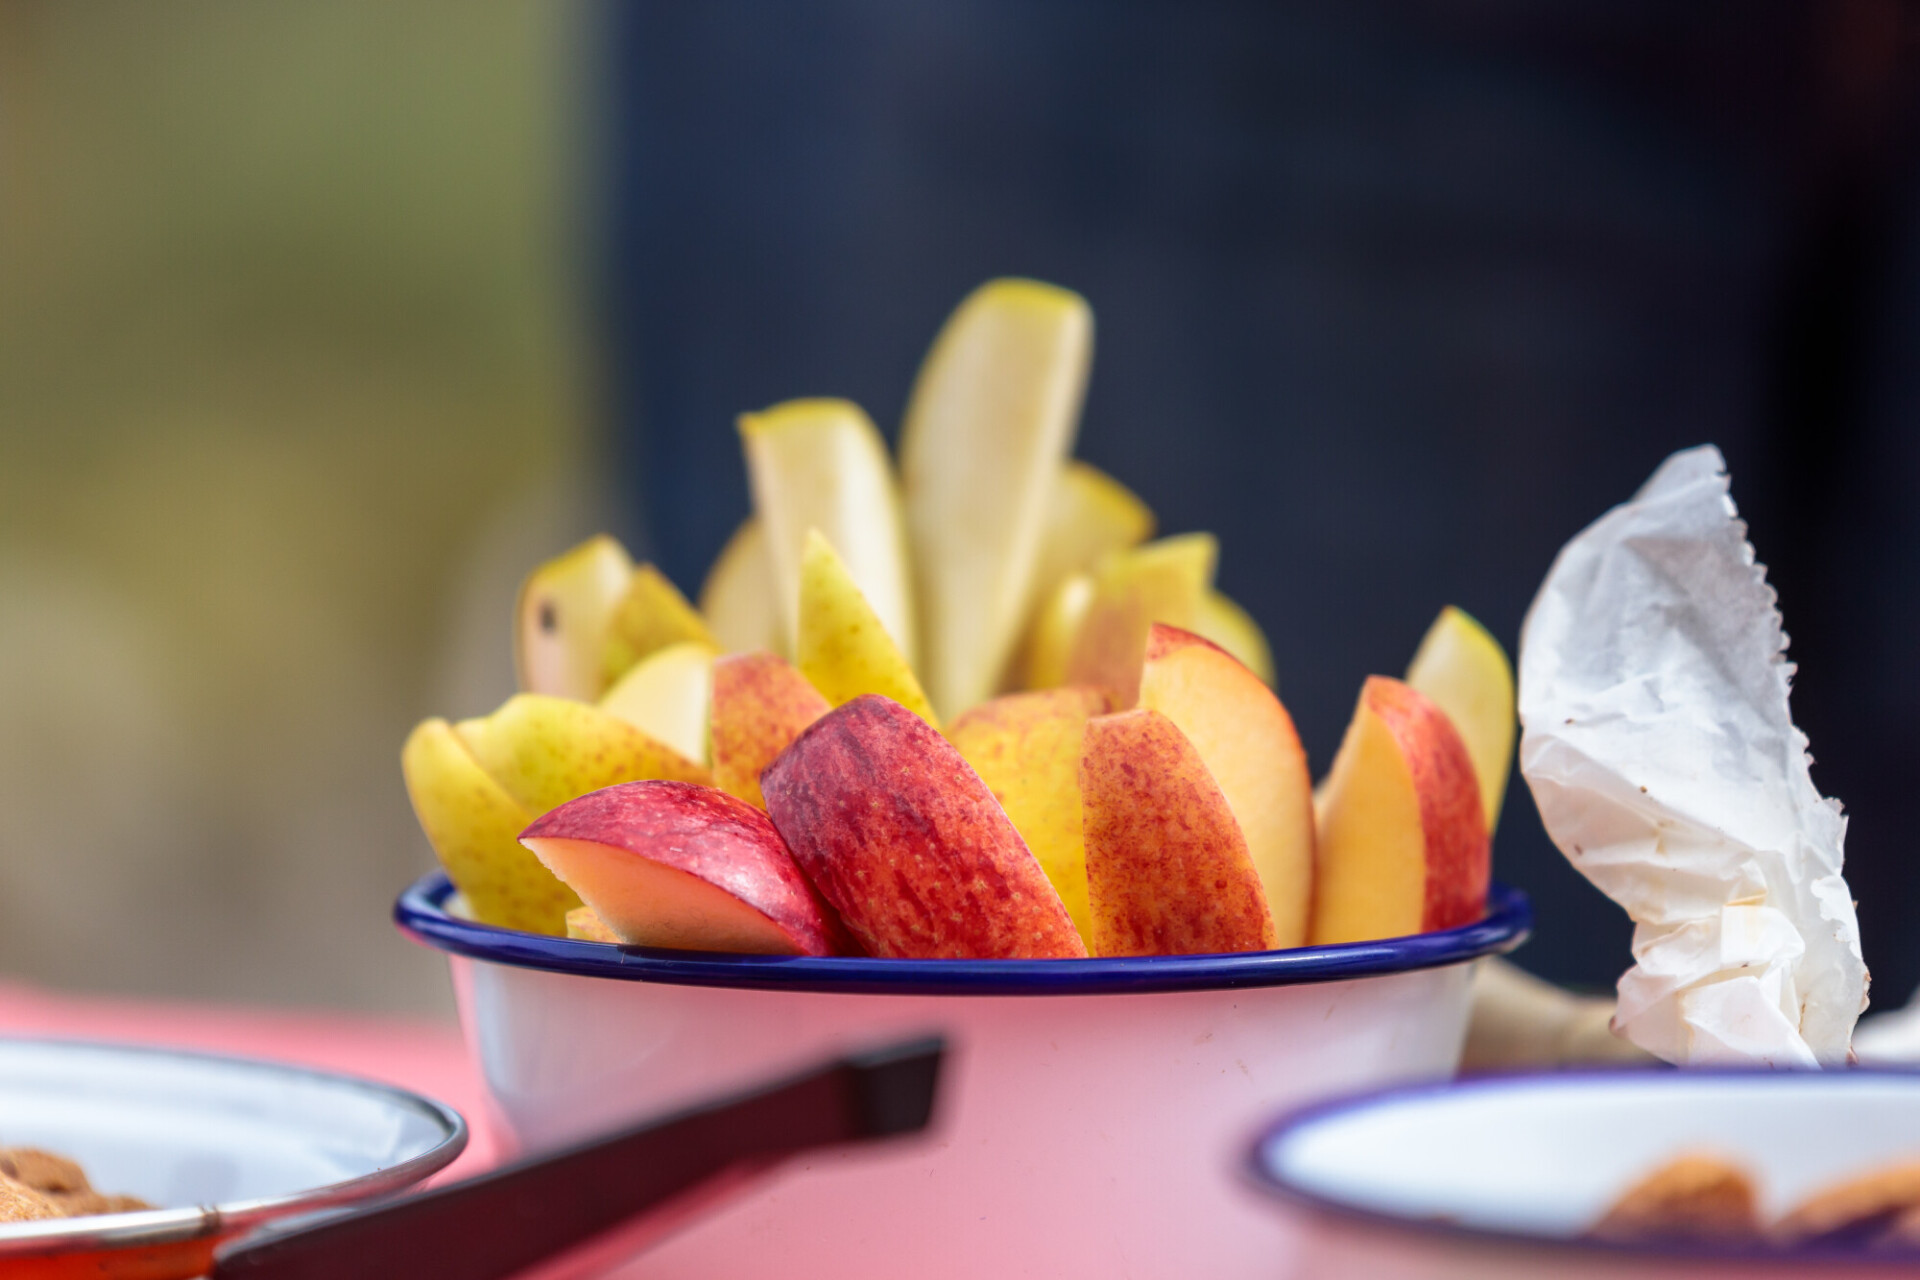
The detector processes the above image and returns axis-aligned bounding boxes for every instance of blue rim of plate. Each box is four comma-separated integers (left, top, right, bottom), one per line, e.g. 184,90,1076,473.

1245,1067,1920,1268
394,870,1529,996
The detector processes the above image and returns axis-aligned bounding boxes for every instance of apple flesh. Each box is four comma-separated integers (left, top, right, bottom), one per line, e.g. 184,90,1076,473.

1404,605,1515,832
1310,676,1489,944
1080,708,1278,956
522,781,852,956
761,694,1087,959
565,905,619,943
709,651,831,809
1063,533,1216,704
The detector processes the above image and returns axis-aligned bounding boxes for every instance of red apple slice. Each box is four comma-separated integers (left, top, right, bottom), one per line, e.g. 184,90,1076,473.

521,780,852,956
761,694,1088,959
709,651,831,809
1081,708,1279,956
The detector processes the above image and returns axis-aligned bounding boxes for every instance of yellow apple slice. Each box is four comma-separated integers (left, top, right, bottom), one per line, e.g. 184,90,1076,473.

1405,605,1515,832
1019,572,1094,691
1194,589,1275,687
795,530,936,725
946,686,1116,945
599,639,718,766
901,279,1093,720
1081,708,1278,956
565,904,619,942
710,651,832,809
1063,532,1217,704
402,718,573,933
601,564,715,689
1138,624,1314,946
740,398,916,667
452,693,711,819
1309,677,1489,945
699,518,784,657
514,535,634,701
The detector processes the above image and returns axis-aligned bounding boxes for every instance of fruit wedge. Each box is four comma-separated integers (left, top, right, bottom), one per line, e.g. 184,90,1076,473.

1310,677,1489,945
1081,708,1278,956
1194,589,1275,687
565,905,619,942
699,518,784,657
599,639,717,766
740,398,916,667
901,279,1093,720
514,535,634,701
1405,606,1515,832
796,529,936,725
1138,625,1314,946
523,780,850,955
1025,461,1155,626
452,693,712,819
710,651,831,809
601,564,715,689
946,686,1115,944
1063,533,1217,704
761,695,1087,959
1019,572,1095,691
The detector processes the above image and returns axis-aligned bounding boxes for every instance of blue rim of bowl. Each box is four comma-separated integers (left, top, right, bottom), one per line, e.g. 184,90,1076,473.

394,869,1529,996
1244,1067,1920,1268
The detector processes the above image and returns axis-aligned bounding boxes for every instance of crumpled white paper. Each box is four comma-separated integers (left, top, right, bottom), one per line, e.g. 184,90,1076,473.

1517,445,1867,1067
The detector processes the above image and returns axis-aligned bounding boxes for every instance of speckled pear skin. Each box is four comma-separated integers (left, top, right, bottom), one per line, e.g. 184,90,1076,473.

761,694,1087,959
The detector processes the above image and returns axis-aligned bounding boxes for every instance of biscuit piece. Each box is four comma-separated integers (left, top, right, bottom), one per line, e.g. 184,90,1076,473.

1589,1154,1762,1245
1775,1161,1920,1246
0,1148,90,1194
0,1173,57,1223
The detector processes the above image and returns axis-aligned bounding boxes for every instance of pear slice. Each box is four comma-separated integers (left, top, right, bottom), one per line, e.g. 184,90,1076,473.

599,639,718,766
514,535,634,700
452,693,711,818
1027,461,1155,616
796,529,936,726
1194,589,1275,687
699,518,784,656
1063,533,1217,705
601,564,715,689
1021,572,1095,690
901,279,1093,720
1405,606,1515,832
739,399,915,667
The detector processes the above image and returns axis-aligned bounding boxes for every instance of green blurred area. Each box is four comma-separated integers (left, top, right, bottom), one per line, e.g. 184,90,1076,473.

0,1,604,1011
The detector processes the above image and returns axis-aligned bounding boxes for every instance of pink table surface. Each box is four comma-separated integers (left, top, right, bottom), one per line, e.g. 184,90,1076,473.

0,981,503,1180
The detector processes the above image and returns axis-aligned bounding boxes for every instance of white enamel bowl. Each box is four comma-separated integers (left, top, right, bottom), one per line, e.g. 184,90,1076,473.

1250,1069,1920,1279
397,871,1527,1279
0,1037,465,1278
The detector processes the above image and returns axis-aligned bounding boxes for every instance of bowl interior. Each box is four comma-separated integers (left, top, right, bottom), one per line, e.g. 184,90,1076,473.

1257,1071,1920,1239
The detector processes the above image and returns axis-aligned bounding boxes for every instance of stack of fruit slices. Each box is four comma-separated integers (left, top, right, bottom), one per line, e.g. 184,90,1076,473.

402,279,1515,959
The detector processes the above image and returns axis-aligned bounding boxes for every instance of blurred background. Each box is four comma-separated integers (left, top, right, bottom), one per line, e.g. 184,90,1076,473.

2,0,1917,1017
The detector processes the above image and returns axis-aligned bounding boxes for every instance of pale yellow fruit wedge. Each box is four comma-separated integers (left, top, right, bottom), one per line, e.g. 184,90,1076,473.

796,530,937,725
1027,461,1155,621
452,693,711,820
1063,533,1217,704
401,718,574,934
946,686,1116,945
740,399,916,667
1021,572,1095,690
599,639,718,766
601,564,715,689
901,279,1093,720
1194,588,1276,687
565,905,620,942
514,535,634,701
1139,625,1314,946
1405,606,1515,832
699,518,784,656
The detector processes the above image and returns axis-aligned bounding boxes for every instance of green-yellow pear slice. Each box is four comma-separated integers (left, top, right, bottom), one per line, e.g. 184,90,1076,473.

453,693,711,819
1405,605,1515,832
1019,572,1095,691
1027,461,1155,616
401,718,576,934
796,529,937,726
599,639,718,766
1063,533,1217,705
699,517,784,656
1195,588,1276,687
601,564,715,688
901,279,1093,721
739,399,916,668
514,535,634,701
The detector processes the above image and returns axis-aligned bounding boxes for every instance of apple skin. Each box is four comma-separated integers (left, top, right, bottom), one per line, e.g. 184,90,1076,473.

761,694,1088,959
521,780,855,957
1081,708,1278,956
710,651,832,809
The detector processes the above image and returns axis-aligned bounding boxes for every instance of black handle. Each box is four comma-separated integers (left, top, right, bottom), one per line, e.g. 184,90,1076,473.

211,1035,944,1280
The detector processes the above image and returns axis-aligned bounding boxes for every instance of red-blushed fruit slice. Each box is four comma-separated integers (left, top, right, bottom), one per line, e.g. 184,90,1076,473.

761,694,1088,959
709,651,832,809
1080,708,1279,956
521,780,853,956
